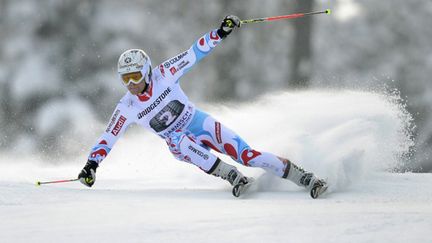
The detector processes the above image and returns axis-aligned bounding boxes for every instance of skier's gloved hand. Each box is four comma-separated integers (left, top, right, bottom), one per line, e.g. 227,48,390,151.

217,15,241,38
78,160,98,187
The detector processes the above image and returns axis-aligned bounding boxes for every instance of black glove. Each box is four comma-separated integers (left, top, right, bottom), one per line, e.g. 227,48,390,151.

78,160,98,187
217,15,241,38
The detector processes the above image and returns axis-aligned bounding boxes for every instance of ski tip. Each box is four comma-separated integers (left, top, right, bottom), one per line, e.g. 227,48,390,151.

310,184,328,199
325,9,331,15
232,177,255,198
232,185,241,197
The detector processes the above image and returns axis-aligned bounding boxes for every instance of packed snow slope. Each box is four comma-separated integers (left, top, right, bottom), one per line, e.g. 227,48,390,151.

1,90,430,243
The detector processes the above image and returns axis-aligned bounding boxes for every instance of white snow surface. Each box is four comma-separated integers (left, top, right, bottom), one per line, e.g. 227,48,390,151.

1,90,431,243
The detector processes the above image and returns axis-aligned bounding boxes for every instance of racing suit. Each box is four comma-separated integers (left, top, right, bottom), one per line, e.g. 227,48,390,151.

87,29,290,177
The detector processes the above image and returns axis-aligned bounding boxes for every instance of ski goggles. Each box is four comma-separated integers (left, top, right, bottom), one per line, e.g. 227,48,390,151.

121,71,144,86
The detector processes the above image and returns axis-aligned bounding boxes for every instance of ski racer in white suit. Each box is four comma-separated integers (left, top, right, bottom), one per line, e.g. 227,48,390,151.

78,15,327,198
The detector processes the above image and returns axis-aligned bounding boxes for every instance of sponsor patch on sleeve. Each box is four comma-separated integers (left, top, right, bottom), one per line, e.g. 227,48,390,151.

111,115,127,136
170,67,177,75
105,109,120,133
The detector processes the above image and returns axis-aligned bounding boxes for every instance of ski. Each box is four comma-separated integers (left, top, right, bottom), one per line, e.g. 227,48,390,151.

310,179,328,199
232,177,255,198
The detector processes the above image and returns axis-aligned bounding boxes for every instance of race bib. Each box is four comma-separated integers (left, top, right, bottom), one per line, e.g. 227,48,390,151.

149,100,185,132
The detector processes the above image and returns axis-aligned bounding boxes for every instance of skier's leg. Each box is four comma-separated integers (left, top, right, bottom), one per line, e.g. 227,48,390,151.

165,129,247,187
187,110,322,190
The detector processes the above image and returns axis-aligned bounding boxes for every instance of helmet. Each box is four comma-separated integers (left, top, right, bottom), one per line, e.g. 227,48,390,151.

117,49,152,86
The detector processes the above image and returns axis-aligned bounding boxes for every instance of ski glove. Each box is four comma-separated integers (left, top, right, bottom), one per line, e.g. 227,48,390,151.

78,160,98,187
217,15,241,38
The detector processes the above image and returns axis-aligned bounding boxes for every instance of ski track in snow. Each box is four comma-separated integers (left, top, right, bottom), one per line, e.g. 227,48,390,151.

1,90,430,243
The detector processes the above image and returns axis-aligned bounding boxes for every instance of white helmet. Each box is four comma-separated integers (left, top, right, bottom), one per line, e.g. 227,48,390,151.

117,49,152,86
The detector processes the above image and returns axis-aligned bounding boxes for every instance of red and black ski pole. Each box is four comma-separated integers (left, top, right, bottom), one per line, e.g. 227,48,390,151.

36,178,79,186
240,9,331,25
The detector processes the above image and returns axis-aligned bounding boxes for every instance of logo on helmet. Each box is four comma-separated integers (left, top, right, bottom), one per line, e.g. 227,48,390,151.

118,49,151,78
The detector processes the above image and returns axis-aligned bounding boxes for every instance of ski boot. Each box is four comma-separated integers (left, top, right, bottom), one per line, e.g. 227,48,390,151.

282,160,328,199
207,158,253,197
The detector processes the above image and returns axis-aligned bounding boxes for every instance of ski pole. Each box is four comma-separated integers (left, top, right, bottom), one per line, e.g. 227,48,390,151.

240,9,331,25
36,178,79,186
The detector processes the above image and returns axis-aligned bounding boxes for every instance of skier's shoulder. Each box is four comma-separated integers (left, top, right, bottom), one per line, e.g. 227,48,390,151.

115,93,138,123
152,65,164,81
152,63,177,84
118,92,134,108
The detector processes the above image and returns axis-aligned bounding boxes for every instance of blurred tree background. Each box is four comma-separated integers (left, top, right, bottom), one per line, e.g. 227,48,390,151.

0,0,431,171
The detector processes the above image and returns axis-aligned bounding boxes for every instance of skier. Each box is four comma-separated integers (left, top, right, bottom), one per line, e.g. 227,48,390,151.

78,15,327,198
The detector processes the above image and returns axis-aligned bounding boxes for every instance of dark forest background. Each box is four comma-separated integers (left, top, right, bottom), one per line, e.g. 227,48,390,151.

0,0,431,171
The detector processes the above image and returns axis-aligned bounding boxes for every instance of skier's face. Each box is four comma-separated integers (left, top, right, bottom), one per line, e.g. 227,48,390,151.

127,80,146,95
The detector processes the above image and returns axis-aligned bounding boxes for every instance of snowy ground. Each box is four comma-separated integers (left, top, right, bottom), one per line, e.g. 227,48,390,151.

1,90,430,243
1,173,431,243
